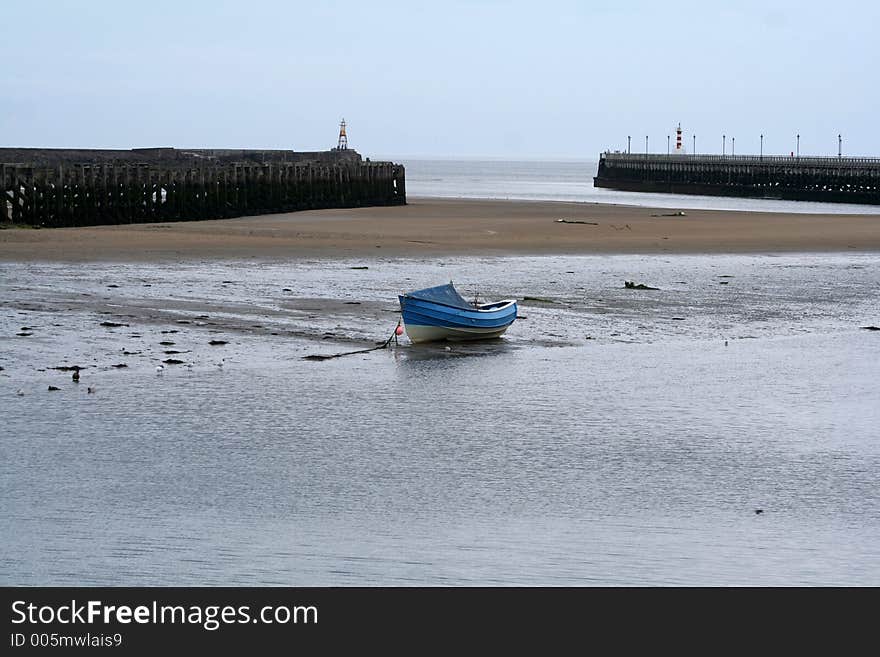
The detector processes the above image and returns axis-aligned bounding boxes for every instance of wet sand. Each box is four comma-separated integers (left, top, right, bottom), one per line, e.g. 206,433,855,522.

1,198,879,261
3,254,880,585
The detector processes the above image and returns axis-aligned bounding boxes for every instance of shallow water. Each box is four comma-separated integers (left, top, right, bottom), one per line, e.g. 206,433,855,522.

1,253,879,585
404,158,880,215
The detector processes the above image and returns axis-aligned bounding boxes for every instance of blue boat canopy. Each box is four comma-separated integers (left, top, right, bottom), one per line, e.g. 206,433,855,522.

403,282,474,310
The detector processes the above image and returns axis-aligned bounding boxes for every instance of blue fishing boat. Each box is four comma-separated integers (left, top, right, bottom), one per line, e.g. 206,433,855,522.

398,282,517,343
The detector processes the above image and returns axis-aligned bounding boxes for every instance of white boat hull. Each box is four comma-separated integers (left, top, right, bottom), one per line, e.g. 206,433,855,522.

403,323,512,343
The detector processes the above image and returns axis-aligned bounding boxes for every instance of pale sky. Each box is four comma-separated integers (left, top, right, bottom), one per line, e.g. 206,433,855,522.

2,0,877,159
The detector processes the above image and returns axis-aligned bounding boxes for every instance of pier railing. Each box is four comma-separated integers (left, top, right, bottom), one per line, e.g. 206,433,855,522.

602,152,880,168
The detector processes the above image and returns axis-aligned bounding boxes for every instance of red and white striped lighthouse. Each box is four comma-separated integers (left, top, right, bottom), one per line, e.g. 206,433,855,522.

675,123,683,152
337,118,348,150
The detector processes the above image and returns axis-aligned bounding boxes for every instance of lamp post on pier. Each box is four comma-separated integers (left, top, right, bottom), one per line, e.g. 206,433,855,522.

627,135,631,154
760,134,763,158
732,136,735,156
722,134,726,156
838,134,842,158
667,135,670,155
796,134,800,158
645,135,648,155
693,135,696,155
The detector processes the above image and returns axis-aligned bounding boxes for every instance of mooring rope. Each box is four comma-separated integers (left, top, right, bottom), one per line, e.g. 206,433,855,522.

302,319,402,361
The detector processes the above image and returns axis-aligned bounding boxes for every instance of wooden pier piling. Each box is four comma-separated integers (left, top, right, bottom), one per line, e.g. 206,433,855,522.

1,148,406,226
594,153,880,205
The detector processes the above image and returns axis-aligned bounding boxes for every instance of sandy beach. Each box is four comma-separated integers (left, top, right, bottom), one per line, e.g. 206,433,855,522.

2,197,879,261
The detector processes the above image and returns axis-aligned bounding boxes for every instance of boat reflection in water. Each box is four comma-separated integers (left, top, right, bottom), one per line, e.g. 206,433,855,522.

398,282,517,343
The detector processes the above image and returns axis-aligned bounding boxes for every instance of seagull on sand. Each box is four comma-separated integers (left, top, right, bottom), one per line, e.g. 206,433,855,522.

72,369,80,382
155,365,165,375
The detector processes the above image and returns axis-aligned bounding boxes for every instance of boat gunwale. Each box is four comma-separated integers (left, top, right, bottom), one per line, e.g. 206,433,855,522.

402,308,516,330
400,294,517,315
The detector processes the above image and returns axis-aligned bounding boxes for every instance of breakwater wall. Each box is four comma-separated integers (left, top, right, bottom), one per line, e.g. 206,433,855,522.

594,153,880,205
1,147,405,227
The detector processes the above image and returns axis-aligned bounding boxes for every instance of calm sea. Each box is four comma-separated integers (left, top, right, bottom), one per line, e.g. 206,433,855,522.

402,158,880,214
2,252,879,585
